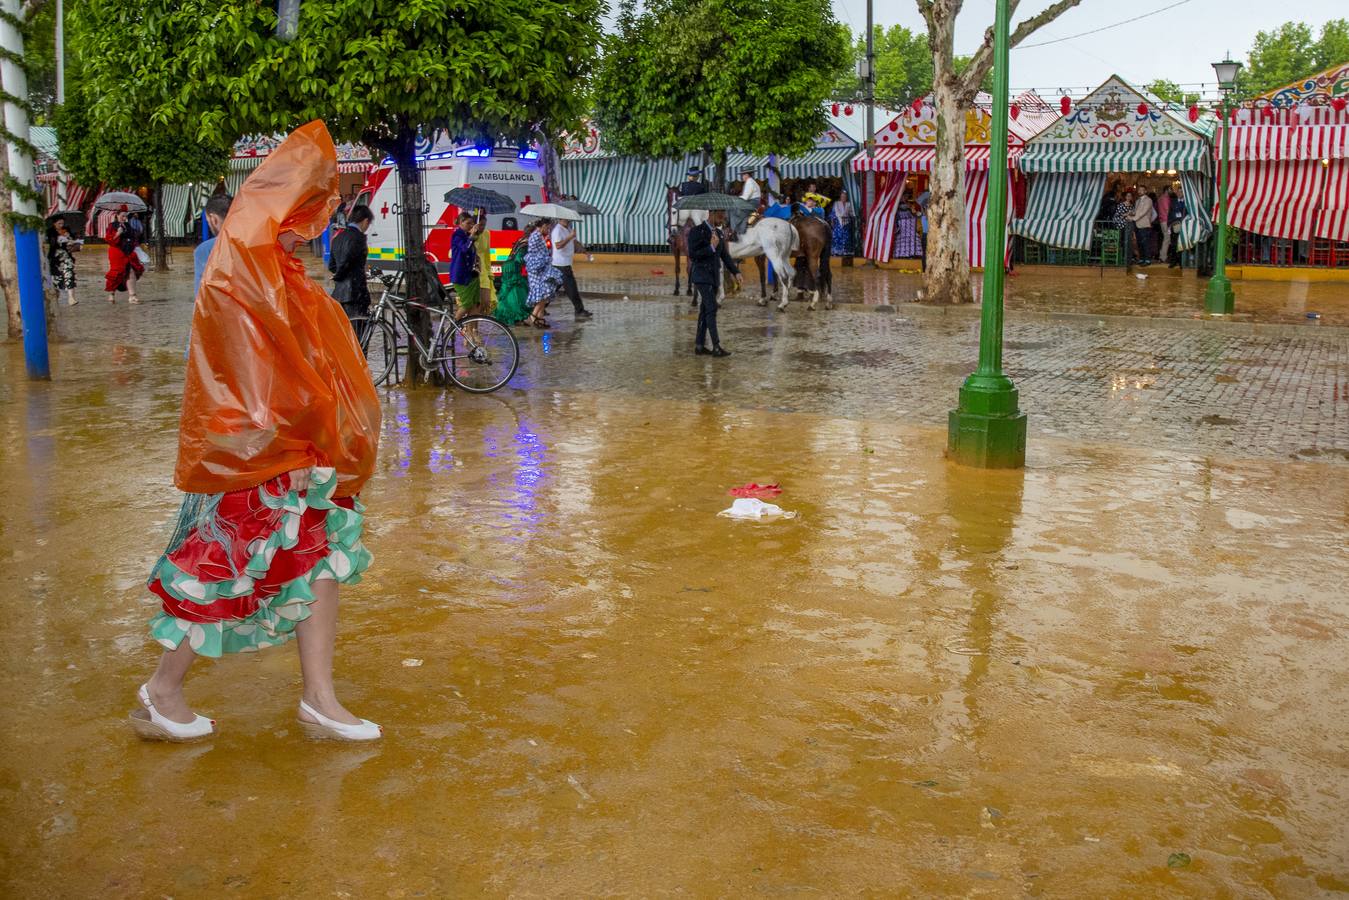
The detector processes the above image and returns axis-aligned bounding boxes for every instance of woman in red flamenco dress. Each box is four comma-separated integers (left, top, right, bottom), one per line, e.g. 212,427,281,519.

103,207,144,303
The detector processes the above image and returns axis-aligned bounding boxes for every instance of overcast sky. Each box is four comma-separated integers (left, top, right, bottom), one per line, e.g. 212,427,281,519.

831,0,1346,100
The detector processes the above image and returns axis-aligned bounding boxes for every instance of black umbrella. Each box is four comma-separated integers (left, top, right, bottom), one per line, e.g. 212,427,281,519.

46,209,87,239
674,193,756,212
558,199,602,216
443,186,516,214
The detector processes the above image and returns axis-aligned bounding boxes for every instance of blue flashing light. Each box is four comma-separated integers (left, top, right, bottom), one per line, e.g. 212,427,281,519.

456,146,491,158
518,148,540,161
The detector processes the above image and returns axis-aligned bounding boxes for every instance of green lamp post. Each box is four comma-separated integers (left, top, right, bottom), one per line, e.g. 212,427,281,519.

947,0,1025,468
1204,55,1241,315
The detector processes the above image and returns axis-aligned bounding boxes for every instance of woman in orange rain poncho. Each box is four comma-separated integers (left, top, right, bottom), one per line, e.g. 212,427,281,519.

130,121,385,743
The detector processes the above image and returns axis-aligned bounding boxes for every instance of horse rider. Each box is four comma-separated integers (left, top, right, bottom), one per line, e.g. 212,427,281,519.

676,166,709,228
731,168,762,236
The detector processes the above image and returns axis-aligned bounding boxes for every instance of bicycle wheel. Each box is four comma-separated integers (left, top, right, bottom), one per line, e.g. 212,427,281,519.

435,315,519,393
349,316,401,386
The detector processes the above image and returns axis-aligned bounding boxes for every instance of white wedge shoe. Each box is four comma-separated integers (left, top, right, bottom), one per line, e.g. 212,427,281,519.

129,683,216,741
297,699,382,742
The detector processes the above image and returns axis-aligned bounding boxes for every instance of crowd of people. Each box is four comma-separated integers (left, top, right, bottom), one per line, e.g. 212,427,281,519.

1100,180,1189,267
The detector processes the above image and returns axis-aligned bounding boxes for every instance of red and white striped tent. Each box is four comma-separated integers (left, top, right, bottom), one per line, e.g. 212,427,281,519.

1223,64,1349,244
851,91,1056,265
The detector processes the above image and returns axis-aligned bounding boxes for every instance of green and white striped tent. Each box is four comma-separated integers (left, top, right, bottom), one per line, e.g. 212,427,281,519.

558,152,704,249
1012,76,1214,252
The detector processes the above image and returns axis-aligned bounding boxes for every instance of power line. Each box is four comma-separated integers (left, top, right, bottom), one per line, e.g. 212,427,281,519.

1016,0,1197,49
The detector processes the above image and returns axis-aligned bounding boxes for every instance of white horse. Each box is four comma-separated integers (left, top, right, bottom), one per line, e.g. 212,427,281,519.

726,217,798,311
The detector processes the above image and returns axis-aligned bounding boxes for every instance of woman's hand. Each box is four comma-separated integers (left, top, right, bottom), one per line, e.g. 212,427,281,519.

289,467,313,493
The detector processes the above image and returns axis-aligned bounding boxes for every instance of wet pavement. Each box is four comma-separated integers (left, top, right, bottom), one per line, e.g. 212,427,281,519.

578,257,1349,327
2,251,1348,896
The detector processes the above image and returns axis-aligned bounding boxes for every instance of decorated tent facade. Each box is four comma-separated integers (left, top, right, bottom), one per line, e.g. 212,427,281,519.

1222,63,1349,253
1011,76,1214,255
853,91,1057,266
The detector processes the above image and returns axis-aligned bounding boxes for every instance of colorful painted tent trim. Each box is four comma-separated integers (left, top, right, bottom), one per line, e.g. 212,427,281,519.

1010,172,1106,250
1258,61,1349,108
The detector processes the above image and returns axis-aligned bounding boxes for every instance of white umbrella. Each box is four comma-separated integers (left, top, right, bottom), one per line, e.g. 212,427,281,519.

94,191,148,213
518,202,582,221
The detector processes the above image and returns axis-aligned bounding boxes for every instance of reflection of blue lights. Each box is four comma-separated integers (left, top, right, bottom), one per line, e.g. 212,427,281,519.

390,391,412,476
510,422,547,531
541,332,552,355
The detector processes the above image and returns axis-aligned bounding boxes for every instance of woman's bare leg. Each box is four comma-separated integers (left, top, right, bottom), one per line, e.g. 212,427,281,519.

295,579,361,725
145,640,199,723
127,268,140,302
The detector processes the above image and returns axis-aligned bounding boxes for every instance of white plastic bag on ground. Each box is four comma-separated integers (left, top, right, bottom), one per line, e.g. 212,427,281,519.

719,497,797,520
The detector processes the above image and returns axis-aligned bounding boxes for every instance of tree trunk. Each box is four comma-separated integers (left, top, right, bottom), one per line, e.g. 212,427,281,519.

925,21,974,305
153,181,168,270
538,126,561,201
715,148,728,193
0,151,20,338
392,120,437,386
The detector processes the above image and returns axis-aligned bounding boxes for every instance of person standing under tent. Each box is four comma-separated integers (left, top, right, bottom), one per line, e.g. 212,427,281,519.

831,190,854,258
1112,190,1135,261
550,218,594,320
329,204,374,328
1128,188,1155,265
104,208,145,304
46,216,81,306
688,209,740,358
1165,185,1187,268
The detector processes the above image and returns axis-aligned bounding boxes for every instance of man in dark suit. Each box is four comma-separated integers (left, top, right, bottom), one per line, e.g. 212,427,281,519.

688,210,740,358
329,204,374,326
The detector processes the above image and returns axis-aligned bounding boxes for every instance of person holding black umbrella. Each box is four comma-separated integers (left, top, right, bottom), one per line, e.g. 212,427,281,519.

46,215,81,306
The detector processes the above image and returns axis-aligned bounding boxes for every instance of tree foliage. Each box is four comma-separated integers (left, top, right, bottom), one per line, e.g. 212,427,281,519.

1241,19,1349,95
1144,79,1199,107
593,0,850,164
835,24,933,105
69,0,603,157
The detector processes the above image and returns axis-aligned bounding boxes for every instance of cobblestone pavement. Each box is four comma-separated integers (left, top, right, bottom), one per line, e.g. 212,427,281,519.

575,258,1349,326
35,252,1349,462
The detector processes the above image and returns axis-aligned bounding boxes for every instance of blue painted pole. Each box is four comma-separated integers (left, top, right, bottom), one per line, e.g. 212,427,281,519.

14,224,50,379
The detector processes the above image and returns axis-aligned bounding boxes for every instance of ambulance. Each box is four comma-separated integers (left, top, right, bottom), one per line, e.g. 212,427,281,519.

353,143,545,283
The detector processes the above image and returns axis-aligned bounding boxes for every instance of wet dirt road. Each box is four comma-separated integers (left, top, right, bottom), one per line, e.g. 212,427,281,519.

2,257,1348,896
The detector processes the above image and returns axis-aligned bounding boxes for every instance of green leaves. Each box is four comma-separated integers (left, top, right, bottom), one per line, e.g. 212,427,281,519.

1242,18,1349,95
65,0,602,163
593,0,850,166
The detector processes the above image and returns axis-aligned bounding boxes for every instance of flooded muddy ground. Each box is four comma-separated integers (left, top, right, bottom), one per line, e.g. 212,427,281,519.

1,252,1347,896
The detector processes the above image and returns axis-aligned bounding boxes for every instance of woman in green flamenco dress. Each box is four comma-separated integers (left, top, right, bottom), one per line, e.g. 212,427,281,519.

493,233,546,327
131,121,384,743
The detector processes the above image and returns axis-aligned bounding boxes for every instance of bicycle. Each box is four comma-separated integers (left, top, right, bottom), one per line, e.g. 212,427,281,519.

349,271,520,394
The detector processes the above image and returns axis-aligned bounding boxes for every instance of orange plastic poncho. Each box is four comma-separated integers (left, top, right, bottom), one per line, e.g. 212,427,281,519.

176,121,381,498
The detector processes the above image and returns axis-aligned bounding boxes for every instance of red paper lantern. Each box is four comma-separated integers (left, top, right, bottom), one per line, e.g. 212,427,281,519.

911,98,923,115
1060,96,1071,115
1010,103,1021,120
1137,102,1148,116
1187,105,1199,123
1333,97,1347,113
844,105,853,116
832,103,840,116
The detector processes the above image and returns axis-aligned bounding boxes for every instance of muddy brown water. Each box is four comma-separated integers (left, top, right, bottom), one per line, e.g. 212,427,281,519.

1,254,1347,896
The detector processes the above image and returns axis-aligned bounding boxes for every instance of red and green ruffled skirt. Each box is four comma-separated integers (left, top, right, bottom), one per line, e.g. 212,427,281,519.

147,467,371,658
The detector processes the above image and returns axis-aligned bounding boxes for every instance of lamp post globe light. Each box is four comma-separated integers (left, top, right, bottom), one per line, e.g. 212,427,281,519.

1205,56,1241,316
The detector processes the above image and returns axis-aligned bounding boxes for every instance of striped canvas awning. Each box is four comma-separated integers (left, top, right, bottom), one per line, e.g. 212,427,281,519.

851,144,1020,173
559,154,701,247
1010,172,1106,251
1226,160,1322,241
1018,139,1209,174
727,146,858,179
1225,124,1349,161
1318,159,1349,242
338,161,373,174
